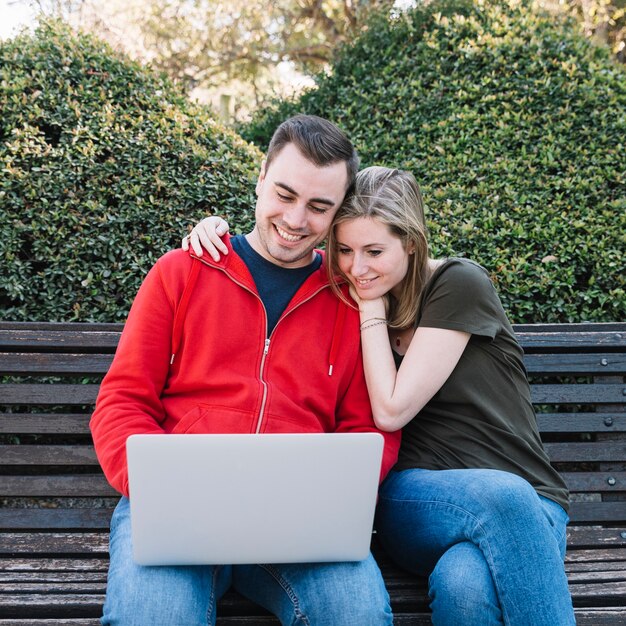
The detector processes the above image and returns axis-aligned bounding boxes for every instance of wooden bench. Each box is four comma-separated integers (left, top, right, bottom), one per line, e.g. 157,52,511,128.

1,321,624,624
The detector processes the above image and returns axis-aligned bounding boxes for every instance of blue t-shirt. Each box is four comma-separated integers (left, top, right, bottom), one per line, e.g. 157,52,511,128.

232,235,322,335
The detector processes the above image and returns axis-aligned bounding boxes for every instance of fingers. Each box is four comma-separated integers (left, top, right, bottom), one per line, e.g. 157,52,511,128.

187,217,226,262
189,230,205,257
205,218,229,256
182,216,231,261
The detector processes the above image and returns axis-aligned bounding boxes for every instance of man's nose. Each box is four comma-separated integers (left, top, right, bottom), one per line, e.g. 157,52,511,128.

282,203,308,230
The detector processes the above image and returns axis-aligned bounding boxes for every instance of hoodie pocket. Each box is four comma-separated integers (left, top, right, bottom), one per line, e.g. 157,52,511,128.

172,404,258,434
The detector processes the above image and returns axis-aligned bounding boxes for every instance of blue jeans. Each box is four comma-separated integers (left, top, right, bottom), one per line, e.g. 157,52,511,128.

376,468,575,626
102,497,392,625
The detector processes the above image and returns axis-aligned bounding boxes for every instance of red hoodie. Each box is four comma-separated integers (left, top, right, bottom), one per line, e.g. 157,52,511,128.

91,240,400,496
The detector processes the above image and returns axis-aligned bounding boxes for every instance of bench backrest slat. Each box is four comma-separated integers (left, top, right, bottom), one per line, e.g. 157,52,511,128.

0,321,624,530
0,353,113,375
0,445,99,465
0,413,91,434
0,384,100,405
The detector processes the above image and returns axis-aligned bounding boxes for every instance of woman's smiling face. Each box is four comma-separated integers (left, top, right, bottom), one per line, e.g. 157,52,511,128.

335,216,412,300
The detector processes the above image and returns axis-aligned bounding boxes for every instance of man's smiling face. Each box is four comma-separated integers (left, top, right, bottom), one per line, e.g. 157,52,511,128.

248,142,349,268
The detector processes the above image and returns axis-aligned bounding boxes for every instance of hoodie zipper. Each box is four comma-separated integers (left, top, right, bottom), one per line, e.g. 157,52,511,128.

192,255,333,434
255,338,271,433
255,284,330,432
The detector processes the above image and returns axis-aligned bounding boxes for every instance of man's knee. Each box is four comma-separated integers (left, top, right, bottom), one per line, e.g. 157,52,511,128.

272,557,393,626
314,565,391,625
103,562,223,625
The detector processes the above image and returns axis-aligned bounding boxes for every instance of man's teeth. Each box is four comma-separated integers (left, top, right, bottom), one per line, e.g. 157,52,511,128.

276,227,303,242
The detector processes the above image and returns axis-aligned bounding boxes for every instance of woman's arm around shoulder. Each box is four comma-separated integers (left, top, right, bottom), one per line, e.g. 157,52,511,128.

182,216,230,261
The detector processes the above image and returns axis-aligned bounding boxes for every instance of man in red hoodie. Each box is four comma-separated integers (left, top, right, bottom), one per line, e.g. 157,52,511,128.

91,114,400,625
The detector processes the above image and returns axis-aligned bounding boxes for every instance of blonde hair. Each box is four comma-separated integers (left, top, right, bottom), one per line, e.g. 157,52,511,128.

326,166,430,329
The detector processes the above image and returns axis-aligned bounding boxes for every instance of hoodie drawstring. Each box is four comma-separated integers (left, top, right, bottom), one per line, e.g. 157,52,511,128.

328,298,346,376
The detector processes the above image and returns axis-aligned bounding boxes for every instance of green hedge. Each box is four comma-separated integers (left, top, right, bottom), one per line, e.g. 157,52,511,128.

242,0,625,323
1,20,260,322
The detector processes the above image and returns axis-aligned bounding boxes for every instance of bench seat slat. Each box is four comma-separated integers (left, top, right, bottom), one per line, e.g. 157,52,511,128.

0,475,116,497
0,572,107,582
0,509,115,530
0,617,100,626
567,570,626,582
566,548,626,563
0,557,110,572
568,580,626,598
0,617,284,626
566,526,626,547
0,532,109,554
0,581,106,593
567,561,626,572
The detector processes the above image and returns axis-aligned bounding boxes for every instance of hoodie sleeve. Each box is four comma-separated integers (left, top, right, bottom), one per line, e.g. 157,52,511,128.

90,255,178,497
334,342,401,482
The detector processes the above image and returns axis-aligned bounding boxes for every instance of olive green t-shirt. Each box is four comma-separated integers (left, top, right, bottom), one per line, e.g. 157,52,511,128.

394,258,569,511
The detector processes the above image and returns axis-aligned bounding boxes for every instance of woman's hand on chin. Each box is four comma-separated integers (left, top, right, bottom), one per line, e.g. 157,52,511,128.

349,285,387,319
182,216,230,261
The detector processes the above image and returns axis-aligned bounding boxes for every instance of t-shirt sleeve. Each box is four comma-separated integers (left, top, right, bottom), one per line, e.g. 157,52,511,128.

418,260,502,339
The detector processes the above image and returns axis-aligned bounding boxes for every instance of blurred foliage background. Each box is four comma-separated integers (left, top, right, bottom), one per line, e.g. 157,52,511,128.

1,0,624,324
12,0,626,120
1,21,260,321
241,0,625,323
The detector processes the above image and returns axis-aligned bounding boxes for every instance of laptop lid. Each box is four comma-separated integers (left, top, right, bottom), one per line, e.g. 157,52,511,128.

126,432,384,566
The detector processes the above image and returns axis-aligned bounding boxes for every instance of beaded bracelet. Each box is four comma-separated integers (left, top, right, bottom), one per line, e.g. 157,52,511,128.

359,317,387,330
360,320,388,332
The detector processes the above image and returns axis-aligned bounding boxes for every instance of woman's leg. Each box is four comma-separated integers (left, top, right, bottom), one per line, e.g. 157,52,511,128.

376,469,575,626
232,554,393,626
429,541,502,626
102,497,232,626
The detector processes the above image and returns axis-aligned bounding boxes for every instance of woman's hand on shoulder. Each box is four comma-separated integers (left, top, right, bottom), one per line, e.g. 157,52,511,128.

182,216,230,261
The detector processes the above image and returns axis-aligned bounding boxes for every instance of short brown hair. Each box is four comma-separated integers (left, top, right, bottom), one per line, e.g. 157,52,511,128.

265,115,359,190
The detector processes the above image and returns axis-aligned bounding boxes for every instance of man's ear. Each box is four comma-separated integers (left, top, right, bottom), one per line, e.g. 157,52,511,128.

255,159,267,195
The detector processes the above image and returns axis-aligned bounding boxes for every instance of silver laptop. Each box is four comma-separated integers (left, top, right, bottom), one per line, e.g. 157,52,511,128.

126,432,384,566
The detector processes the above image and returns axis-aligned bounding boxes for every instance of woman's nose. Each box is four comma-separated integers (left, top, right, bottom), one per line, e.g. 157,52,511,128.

352,254,368,276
